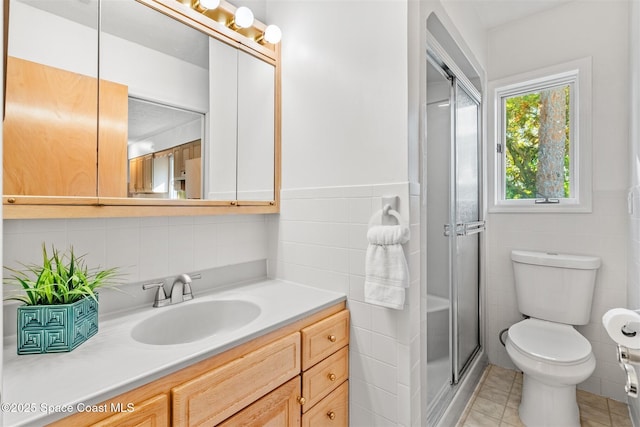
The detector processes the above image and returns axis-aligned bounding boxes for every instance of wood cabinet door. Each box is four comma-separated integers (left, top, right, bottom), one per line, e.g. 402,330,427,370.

217,376,301,427
143,155,153,192
4,57,98,197
97,78,128,198
172,332,300,426
91,394,169,427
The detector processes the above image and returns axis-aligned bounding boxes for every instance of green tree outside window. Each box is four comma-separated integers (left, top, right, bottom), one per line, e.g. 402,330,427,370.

505,85,570,200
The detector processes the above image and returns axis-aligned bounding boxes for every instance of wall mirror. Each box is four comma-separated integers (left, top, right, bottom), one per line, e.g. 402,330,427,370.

3,0,280,218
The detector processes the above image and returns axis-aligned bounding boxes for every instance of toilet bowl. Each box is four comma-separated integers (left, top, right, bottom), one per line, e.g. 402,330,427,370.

506,250,601,427
506,318,596,426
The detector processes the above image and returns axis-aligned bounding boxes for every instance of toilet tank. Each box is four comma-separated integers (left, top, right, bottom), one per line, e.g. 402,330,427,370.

511,250,601,325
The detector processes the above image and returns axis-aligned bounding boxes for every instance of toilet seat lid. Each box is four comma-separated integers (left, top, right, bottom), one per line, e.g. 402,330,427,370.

508,318,592,364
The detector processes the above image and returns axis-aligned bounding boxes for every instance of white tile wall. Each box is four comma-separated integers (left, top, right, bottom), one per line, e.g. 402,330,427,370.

627,186,640,425
268,182,421,426
3,214,269,287
485,190,629,401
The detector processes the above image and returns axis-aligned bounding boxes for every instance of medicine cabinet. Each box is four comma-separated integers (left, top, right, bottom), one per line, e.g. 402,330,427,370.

3,0,280,218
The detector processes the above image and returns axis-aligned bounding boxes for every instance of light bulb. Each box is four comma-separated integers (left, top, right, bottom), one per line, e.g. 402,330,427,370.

234,6,254,29
263,25,282,44
199,0,220,9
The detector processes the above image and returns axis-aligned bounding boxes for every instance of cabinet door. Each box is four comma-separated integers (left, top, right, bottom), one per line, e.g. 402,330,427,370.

217,377,301,427
97,78,128,197
172,332,300,426
4,57,98,197
129,158,138,193
236,50,275,201
91,394,169,427
143,155,153,192
173,146,184,179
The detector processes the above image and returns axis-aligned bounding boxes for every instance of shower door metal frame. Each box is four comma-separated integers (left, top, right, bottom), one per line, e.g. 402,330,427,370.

426,48,483,387
450,76,482,385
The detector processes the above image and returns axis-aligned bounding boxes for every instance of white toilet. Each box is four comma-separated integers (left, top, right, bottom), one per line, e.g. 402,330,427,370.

505,250,601,427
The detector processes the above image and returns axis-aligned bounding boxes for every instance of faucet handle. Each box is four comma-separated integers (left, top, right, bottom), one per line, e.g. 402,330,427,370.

143,282,168,307
183,273,200,301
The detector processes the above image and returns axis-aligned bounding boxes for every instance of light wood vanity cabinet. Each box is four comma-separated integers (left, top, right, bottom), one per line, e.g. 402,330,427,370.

47,303,348,427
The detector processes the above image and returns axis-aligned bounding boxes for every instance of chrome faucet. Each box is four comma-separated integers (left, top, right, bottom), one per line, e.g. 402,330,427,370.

143,273,201,307
170,273,194,304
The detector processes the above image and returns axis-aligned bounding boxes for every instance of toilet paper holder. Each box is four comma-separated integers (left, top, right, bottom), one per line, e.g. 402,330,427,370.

615,345,640,398
621,362,639,398
617,344,640,365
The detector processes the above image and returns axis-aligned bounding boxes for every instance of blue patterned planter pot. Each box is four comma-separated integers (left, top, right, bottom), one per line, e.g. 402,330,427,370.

16,295,99,355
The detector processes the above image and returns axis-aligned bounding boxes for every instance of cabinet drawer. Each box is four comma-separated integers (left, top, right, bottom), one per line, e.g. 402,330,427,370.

172,332,300,427
91,394,169,427
301,380,348,427
301,310,349,370
301,346,348,412
217,376,301,427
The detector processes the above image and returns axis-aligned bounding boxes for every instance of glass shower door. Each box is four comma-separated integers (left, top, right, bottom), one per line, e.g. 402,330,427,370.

425,57,482,423
451,80,481,383
425,59,453,407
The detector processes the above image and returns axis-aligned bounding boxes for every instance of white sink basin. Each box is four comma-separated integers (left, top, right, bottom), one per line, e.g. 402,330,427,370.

131,299,261,345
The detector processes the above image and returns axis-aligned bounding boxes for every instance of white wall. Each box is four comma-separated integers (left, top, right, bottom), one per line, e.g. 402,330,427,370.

267,1,408,190
9,2,97,77
485,0,630,401
265,0,488,425
264,1,413,424
440,0,488,69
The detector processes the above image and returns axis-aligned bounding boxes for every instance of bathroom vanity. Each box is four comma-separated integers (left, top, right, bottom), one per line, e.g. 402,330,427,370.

2,280,348,426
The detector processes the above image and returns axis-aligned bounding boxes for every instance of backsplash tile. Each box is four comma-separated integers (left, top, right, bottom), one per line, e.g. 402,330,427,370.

3,214,269,288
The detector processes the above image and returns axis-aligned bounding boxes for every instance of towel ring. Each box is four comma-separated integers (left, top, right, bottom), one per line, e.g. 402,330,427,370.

368,203,404,228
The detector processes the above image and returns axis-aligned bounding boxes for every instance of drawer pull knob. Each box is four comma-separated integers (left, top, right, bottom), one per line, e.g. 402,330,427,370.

327,411,336,420
328,373,337,381
297,396,306,405
328,334,337,342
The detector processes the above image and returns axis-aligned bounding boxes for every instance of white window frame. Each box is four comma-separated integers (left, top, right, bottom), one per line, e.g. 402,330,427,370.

487,57,592,213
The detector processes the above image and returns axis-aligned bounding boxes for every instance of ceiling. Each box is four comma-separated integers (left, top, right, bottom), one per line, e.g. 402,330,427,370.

464,0,574,29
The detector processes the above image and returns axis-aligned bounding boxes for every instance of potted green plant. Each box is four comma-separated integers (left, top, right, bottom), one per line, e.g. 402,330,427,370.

4,244,121,355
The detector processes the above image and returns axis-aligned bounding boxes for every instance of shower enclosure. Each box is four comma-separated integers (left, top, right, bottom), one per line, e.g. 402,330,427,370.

424,24,484,425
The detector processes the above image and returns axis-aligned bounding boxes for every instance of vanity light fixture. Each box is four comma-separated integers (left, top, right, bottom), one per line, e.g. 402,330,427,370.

188,0,281,45
256,24,282,45
193,0,220,12
228,6,254,30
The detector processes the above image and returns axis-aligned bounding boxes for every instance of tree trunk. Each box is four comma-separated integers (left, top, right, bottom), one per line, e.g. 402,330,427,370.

536,87,566,198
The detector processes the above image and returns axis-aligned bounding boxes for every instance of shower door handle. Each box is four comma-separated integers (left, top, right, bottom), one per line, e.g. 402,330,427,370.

444,221,485,237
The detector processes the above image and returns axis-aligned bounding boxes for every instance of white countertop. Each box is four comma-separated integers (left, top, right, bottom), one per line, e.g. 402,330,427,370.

2,279,346,426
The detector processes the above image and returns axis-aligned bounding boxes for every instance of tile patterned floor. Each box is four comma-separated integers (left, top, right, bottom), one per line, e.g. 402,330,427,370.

456,364,633,427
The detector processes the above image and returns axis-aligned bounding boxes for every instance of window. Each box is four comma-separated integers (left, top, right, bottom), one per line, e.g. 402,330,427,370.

489,58,592,212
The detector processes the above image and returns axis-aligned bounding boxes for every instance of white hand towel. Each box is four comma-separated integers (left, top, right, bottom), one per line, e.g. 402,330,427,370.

364,225,410,310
